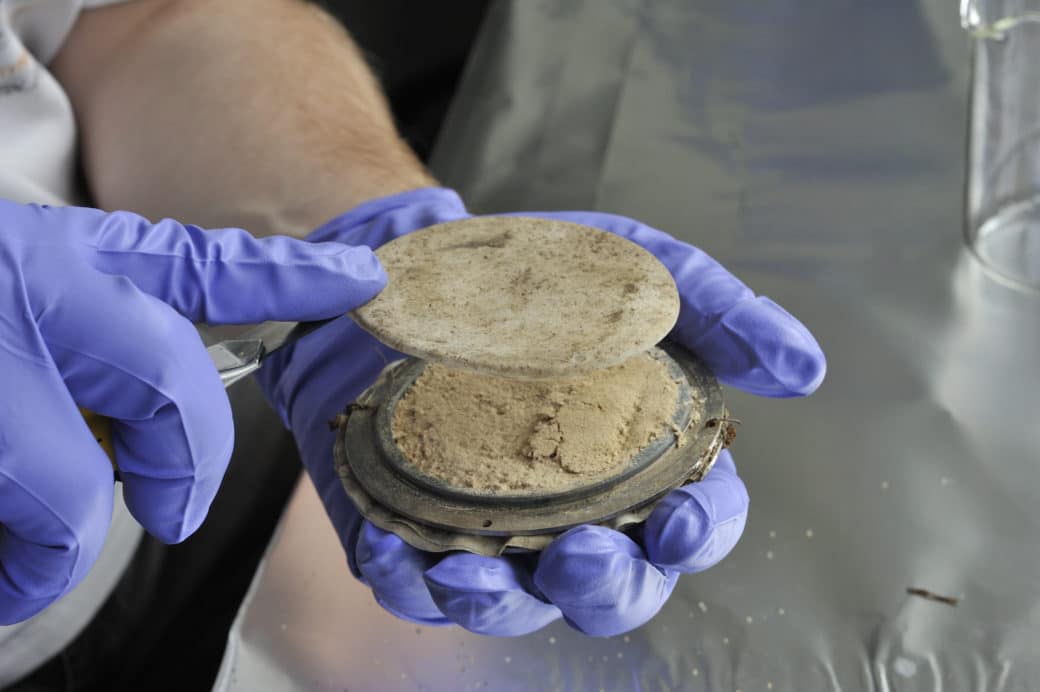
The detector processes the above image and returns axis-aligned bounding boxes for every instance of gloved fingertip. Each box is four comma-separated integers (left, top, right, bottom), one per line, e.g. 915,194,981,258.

355,523,416,569
120,472,204,544
371,593,453,628
425,553,525,593
116,423,233,545
707,296,827,398
249,240,388,319
424,554,560,636
355,523,448,625
711,448,738,475
643,470,748,572
797,348,827,397
307,242,389,308
305,187,469,246
535,526,675,637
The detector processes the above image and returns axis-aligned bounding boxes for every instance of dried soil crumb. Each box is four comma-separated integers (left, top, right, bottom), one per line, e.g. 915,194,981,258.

391,351,681,493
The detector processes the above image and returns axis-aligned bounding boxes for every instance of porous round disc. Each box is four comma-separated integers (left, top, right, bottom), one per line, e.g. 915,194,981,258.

351,216,680,378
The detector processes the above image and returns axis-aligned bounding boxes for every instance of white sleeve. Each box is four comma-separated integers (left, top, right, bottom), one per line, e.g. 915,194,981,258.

0,0,144,204
3,0,137,66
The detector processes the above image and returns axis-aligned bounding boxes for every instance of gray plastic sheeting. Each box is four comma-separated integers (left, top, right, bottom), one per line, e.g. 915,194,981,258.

215,2,1040,690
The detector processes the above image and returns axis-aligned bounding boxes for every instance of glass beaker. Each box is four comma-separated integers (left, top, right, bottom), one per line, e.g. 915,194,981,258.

962,0,1040,291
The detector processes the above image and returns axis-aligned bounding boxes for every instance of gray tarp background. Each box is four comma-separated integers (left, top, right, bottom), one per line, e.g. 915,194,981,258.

216,2,1040,689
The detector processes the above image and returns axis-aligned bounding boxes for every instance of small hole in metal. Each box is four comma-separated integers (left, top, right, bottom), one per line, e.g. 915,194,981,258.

482,519,493,528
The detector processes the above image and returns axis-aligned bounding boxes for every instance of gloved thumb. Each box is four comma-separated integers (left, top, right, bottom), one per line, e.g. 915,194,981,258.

49,204,386,322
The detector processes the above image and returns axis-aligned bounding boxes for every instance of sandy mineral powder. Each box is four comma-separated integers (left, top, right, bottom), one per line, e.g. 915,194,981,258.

390,351,681,493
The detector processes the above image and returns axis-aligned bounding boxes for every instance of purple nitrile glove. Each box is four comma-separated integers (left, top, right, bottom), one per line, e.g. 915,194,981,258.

0,199,385,625
258,187,825,637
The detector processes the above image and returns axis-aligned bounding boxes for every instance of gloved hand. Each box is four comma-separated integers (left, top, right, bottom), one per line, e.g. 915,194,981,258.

0,200,385,625
258,187,825,637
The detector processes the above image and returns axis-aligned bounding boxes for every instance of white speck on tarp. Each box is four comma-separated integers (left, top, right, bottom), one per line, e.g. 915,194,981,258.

893,657,918,677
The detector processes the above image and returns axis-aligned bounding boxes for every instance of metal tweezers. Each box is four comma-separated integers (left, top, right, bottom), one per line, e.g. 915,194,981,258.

206,320,331,388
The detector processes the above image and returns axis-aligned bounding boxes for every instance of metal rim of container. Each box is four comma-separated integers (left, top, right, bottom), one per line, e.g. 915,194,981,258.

334,340,729,555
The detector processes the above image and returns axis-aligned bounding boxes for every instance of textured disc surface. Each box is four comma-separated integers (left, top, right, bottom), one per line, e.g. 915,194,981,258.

351,216,680,378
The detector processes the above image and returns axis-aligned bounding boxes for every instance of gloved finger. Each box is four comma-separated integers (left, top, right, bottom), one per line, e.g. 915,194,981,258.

30,203,386,323
711,446,738,474
514,211,825,398
533,525,679,637
0,352,113,624
355,523,451,626
424,553,561,636
38,267,232,544
305,187,471,249
642,449,748,572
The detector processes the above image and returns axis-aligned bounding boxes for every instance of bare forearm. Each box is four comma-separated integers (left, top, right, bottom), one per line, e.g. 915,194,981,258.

53,0,435,237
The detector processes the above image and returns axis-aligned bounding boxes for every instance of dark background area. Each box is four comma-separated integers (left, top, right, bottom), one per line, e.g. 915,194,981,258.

317,0,490,161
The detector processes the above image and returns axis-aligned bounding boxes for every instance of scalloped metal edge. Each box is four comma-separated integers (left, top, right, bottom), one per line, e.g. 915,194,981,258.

335,405,726,556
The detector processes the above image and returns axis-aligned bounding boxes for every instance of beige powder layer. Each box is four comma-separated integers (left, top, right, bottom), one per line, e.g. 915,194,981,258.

391,351,681,493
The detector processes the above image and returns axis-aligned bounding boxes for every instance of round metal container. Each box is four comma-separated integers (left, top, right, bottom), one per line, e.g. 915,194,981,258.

334,341,730,556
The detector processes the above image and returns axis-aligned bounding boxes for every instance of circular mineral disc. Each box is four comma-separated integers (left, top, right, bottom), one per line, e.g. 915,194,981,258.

351,216,680,378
